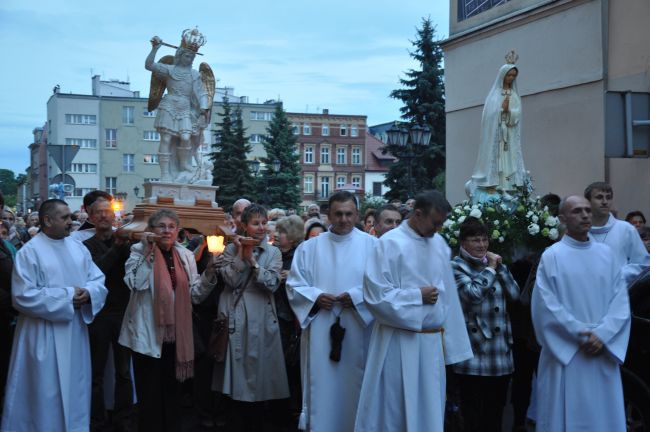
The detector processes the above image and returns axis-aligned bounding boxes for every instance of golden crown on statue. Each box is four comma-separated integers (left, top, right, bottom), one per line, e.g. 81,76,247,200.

505,50,519,65
180,27,207,53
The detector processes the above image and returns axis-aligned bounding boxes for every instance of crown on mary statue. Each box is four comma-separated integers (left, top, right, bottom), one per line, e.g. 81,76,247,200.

180,27,207,53
505,50,519,65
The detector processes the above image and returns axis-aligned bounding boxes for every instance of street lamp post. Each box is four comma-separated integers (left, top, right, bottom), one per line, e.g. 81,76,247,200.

269,159,281,206
386,123,432,198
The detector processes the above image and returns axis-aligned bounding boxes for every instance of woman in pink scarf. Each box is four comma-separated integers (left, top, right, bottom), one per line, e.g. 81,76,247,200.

119,209,217,432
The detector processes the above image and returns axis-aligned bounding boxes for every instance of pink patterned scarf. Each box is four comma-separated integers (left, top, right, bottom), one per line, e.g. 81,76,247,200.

152,245,194,381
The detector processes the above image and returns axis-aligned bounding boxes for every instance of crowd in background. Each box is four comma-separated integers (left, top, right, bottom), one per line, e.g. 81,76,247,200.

0,183,648,432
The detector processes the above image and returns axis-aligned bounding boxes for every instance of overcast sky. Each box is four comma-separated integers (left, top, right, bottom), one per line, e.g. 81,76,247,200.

0,0,449,174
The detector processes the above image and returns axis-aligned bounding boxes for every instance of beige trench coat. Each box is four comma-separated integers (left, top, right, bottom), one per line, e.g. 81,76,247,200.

212,240,289,401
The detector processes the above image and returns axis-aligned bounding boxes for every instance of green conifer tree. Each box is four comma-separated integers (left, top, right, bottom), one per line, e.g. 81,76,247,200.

210,98,255,209
257,103,301,209
384,17,446,200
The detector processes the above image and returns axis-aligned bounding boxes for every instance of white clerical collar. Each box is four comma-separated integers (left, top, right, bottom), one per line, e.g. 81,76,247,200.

36,233,68,245
590,213,615,235
328,228,356,242
562,234,591,249
403,221,432,241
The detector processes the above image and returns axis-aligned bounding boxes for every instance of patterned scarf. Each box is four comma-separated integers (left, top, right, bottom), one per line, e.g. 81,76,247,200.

460,246,488,266
152,244,194,381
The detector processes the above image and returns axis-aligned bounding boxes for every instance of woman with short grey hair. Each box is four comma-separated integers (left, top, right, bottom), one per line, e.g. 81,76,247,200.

119,208,216,432
275,214,305,426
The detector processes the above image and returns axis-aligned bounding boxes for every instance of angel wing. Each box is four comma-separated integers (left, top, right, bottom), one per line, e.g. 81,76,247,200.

148,55,174,112
199,62,216,112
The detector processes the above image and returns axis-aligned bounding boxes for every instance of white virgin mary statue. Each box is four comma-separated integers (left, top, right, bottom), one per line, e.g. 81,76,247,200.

467,52,527,201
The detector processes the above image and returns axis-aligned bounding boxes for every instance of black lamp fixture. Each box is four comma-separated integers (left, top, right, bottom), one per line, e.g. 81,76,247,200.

272,159,281,173
385,122,433,198
386,125,408,147
250,159,261,176
133,186,140,198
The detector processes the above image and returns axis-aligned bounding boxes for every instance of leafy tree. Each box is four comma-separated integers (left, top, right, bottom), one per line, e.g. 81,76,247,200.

256,103,302,209
0,169,17,207
210,98,255,209
0,169,17,196
385,17,446,200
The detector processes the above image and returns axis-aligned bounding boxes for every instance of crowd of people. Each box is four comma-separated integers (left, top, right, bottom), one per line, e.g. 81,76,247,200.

0,181,648,432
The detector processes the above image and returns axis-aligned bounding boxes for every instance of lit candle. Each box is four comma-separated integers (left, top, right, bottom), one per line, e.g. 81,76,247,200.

207,235,225,255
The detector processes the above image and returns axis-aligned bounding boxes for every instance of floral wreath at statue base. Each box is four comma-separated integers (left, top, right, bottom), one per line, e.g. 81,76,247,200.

441,195,560,263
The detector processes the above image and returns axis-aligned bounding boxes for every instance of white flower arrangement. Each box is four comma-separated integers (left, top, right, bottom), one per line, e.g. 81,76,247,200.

528,223,540,235
441,196,559,261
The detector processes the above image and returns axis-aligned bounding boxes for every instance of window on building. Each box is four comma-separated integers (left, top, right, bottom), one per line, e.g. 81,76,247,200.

66,138,97,149
123,154,135,172
74,187,96,197
320,177,330,198
340,124,348,136
336,147,346,165
250,111,272,121
303,123,311,135
65,114,96,125
143,130,160,141
144,178,160,183
304,174,314,193
373,182,382,197
352,175,361,188
304,145,314,164
143,109,157,117
457,0,510,22
249,134,264,144
336,175,346,188
351,125,359,137
322,124,329,136
291,123,300,135
105,129,117,148
143,154,159,164
105,177,117,195
70,163,97,173
320,146,330,164
352,147,361,165
122,106,135,125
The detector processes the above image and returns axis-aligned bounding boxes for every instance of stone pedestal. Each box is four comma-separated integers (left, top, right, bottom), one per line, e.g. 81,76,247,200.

143,181,219,207
118,182,229,237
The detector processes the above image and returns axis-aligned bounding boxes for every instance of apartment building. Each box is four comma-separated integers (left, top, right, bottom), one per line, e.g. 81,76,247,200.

287,110,367,208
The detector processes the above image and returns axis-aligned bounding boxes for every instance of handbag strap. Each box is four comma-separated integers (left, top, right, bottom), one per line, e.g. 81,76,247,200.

232,266,256,309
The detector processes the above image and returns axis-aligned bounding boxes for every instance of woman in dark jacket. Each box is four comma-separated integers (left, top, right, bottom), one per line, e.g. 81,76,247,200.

451,217,520,432
275,215,305,428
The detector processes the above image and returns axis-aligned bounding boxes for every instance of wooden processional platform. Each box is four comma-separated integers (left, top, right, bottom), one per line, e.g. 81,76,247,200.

118,195,230,238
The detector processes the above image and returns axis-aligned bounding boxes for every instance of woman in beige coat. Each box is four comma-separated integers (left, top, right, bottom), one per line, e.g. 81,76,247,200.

212,204,289,430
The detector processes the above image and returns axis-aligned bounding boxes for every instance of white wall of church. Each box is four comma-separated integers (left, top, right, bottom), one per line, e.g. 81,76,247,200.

443,0,608,205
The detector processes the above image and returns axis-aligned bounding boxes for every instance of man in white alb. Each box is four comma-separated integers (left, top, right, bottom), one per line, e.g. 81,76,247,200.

287,191,376,431
532,195,630,431
1,199,107,431
585,182,649,275
356,190,472,432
